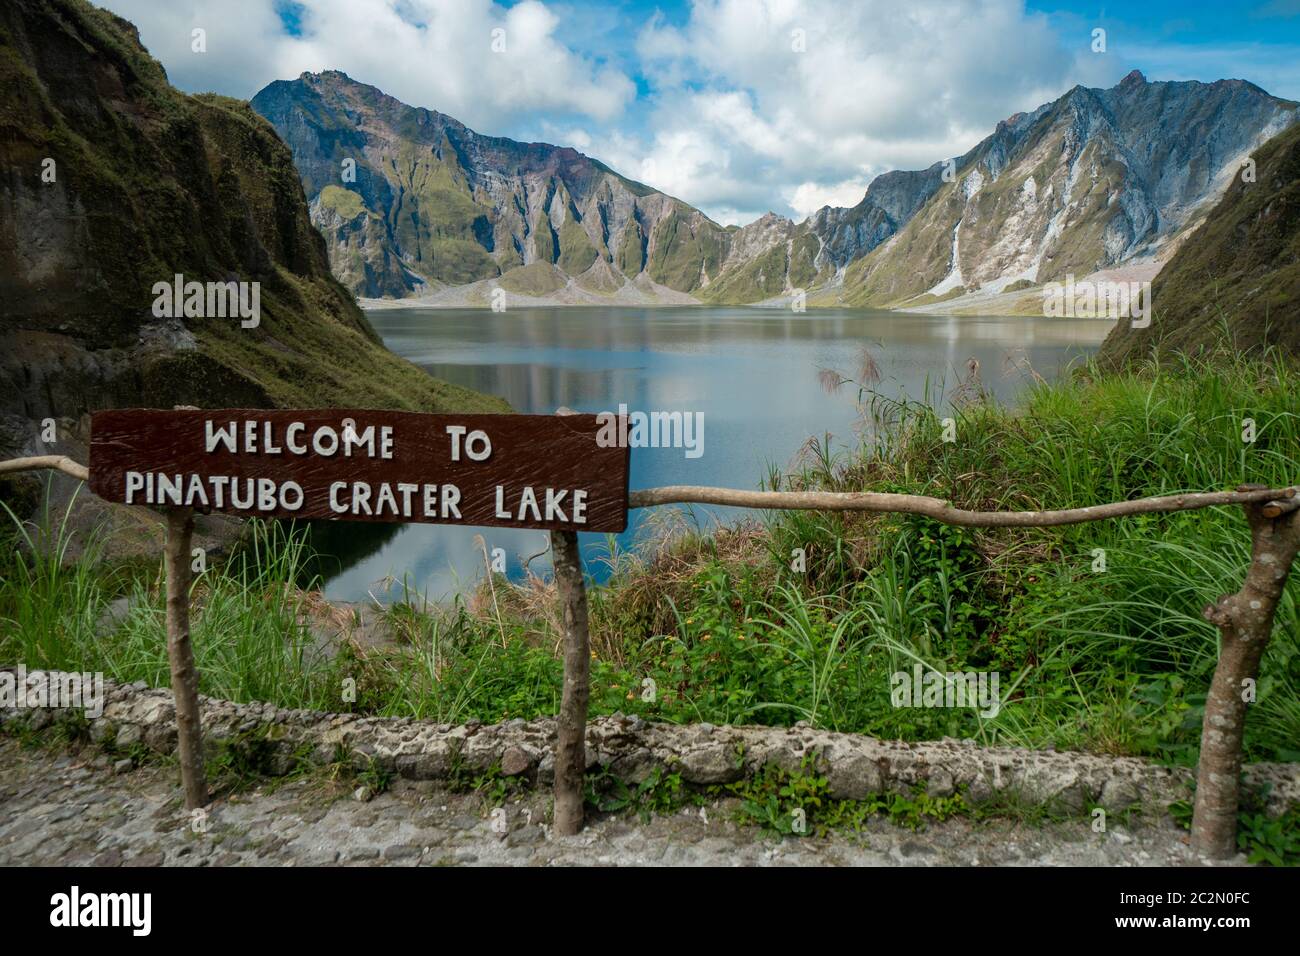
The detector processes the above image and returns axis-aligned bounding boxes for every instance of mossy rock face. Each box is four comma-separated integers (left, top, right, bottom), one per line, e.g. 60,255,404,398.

498,262,566,297
557,217,598,275
318,185,366,220
647,206,727,292
0,0,508,440
616,220,646,276
251,72,734,299
1100,120,1300,365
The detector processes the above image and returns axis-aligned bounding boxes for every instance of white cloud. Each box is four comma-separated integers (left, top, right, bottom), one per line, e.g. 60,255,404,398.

98,0,1275,230
99,0,635,131
786,179,870,219
626,0,1107,222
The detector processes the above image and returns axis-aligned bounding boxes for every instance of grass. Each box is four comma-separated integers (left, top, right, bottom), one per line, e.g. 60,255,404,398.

1,352,1298,858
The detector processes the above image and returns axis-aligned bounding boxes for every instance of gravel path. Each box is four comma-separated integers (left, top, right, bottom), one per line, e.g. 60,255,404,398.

0,738,1242,867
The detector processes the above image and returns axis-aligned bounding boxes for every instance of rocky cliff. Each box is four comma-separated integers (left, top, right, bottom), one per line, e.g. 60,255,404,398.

252,71,734,302
829,71,1297,309
0,0,506,474
1099,120,1300,364
267,70,1297,311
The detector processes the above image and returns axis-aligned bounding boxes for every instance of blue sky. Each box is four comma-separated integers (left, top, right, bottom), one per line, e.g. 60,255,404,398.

103,0,1300,225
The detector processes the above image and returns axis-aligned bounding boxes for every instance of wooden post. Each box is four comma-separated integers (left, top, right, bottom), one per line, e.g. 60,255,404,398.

551,527,590,835
164,508,208,810
551,403,591,834
1191,489,1300,857
550,405,594,835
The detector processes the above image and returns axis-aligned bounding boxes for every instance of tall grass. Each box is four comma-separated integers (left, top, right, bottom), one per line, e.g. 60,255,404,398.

1,353,1296,764
0,486,108,671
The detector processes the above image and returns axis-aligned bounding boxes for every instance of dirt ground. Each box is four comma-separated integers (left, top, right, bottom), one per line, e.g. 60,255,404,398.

0,737,1243,867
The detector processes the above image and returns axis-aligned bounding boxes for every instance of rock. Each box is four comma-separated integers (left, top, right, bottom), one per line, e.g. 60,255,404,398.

113,758,133,774
926,770,955,798
1099,777,1142,812
499,746,531,777
382,844,420,860
91,847,123,866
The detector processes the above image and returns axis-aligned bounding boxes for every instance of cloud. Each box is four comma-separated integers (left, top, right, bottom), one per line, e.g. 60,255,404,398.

618,0,1117,222
99,0,635,131
786,179,871,219
98,0,1291,229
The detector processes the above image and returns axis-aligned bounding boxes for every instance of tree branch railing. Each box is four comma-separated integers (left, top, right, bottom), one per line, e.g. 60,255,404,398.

4,450,1297,858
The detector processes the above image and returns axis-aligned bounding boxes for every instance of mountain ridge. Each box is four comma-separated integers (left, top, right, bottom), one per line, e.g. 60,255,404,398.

254,69,1297,312
252,70,733,303
0,0,506,469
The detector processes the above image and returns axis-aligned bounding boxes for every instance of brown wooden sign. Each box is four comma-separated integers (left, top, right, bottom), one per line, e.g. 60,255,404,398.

89,409,630,532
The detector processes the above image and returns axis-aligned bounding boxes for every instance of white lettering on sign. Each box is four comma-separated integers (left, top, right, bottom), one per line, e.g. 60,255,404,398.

446,425,492,461
327,482,464,519
100,412,619,530
495,485,588,524
124,471,305,512
204,419,395,459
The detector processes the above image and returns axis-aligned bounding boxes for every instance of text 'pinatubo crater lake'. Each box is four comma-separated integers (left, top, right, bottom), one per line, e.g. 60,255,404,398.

316,307,1112,602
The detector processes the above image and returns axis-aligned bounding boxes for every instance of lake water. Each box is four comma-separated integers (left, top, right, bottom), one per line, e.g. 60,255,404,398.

319,307,1112,602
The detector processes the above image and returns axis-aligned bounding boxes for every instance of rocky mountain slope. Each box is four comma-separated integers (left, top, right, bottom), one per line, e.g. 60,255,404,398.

0,0,505,475
252,71,734,302
1099,120,1300,365
822,71,1297,310
255,70,1297,312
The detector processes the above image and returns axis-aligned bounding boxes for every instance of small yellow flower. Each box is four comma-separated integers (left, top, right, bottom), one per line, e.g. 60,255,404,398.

701,634,711,642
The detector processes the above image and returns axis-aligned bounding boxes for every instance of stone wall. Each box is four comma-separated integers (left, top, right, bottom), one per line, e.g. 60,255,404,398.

3,668,1297,814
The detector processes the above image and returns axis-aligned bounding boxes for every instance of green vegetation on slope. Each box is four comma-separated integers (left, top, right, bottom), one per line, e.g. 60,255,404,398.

647,207,727,292
318,185,366,220
557,217,599,275
7,355,1297,772
497,262,567,296
1101,121,1300,366
616,220,646,276
0,0,505,418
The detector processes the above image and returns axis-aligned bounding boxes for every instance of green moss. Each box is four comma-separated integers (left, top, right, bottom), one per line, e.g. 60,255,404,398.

318,184,366,220
700,243,787,303
0,0,507,418
497,262,566,296
646,206,728,292
557,216,598,274
532,210,557,264
1101,121,1300,365
616,220,646,276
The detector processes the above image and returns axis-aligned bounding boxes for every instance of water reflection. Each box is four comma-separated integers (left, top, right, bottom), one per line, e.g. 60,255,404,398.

319,306,1112,601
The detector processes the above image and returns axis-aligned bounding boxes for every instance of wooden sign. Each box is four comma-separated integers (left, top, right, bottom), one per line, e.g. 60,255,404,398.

89,409,630,532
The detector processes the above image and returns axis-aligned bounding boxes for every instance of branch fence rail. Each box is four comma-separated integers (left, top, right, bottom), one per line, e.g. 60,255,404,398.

3,451,1297,859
